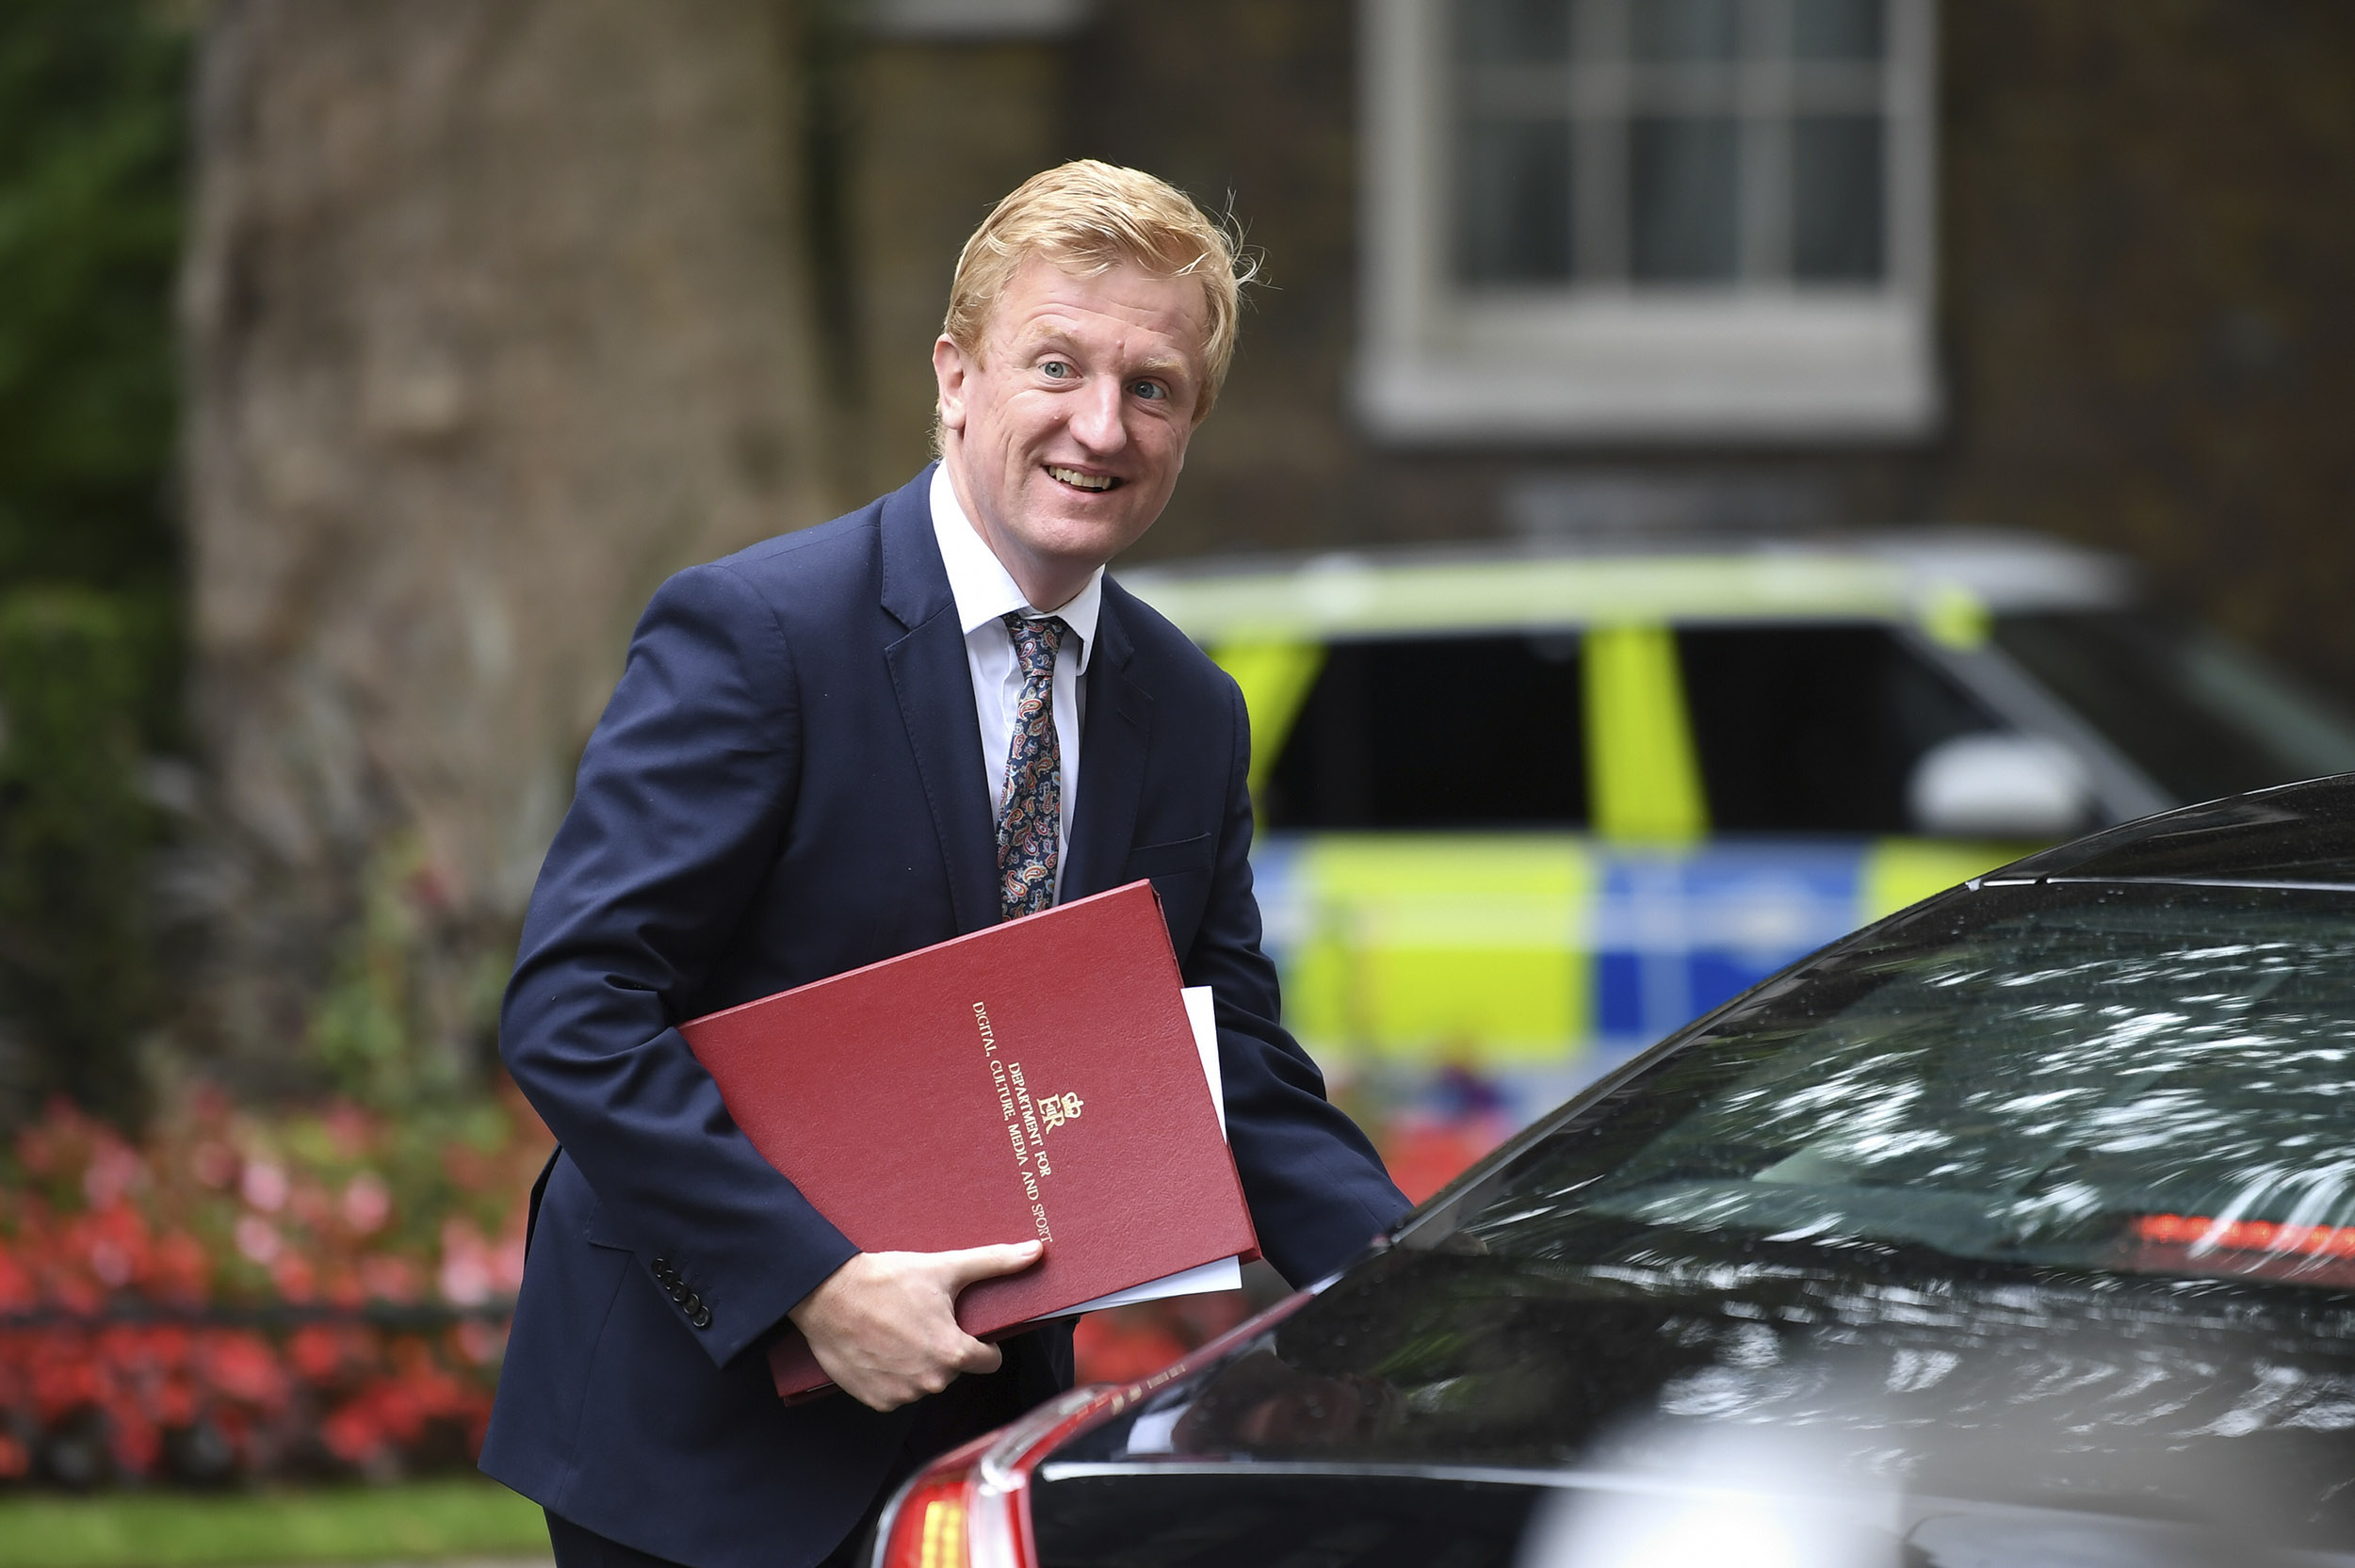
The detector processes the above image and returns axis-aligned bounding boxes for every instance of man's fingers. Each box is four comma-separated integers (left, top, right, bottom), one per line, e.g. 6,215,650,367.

788,1245,1040,1412
934,1239,1045,1291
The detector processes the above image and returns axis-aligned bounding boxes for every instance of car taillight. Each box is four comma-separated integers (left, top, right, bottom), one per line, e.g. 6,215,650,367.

872,1385,1123,1568
2125,1211,2355,1285
2131,1213,2355,1259
872,1289,1317,1568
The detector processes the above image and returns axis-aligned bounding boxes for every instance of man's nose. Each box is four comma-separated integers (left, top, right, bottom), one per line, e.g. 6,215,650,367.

1066,373,1129,454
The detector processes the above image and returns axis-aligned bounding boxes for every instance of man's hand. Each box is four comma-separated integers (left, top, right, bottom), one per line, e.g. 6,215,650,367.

788,1241,1044,1412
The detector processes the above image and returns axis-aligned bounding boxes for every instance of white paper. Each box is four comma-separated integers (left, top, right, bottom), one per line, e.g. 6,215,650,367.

1060,986,1244,1314
1185,985,1225,1137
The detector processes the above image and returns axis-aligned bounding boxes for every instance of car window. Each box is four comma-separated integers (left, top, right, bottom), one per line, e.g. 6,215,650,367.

1262,635,1587,829
1416,881,2355,1291
1062,878,2355,1543
1678,623,1999,832
1994,611,2355,806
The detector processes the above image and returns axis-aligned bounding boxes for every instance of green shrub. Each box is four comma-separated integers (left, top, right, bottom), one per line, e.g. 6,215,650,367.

309,836,512,1113
0,0,187,613
0,1,190,1123
0,590,155,1123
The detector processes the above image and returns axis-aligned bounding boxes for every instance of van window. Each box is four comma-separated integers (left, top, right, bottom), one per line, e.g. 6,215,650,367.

1993,612,2355,807
1679,624,1996,832
1263,636,1588,829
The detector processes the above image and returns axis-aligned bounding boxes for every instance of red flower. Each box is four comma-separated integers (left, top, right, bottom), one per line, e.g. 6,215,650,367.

152,1232,211,1304
29,1331,105,1423
1072,1309,1190,1386
269,1251,317,1302
0,1245,34,1311
106,1396,161,1475
2,1087,541,1484
198,1331,288,1412
288,1322,374,1384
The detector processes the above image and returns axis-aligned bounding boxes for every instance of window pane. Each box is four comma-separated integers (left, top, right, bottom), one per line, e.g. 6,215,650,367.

1630,116,1739,281
1263,637,1587,830
1630,0,1738,62
1457,0,1574,64
1458,118,1575,283
1793,114,1885,281
1795,0,1886,60
1679,625,1999,832
1477,885,2355,1286
1991,612,2355,806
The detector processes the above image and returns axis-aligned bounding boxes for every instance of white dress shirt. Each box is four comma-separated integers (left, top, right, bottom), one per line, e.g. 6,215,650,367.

930,463,1101,903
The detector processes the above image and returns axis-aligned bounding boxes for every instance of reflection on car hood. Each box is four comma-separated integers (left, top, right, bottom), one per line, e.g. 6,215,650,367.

1030,1464,2290,1568
1045,1244,2355,1555
1993,774,2355,886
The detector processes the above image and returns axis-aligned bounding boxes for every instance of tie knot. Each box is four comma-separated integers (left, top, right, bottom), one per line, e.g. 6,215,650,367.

1004,613,1068,682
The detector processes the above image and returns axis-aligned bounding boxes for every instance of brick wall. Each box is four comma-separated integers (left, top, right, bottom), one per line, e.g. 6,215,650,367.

837,1,2355,692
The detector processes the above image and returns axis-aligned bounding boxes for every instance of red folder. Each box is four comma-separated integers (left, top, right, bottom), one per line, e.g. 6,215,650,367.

678,880,1259,1398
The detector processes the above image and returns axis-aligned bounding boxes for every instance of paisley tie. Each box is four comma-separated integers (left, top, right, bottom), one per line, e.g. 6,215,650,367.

996,613,1069,921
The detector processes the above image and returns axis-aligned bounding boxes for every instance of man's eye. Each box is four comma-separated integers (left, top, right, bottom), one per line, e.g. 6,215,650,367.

1129,380,1166,400
1041,362,1072,380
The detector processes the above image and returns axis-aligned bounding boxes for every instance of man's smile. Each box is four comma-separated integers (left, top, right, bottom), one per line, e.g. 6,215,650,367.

1046,464,1120,493
934,254,1203,607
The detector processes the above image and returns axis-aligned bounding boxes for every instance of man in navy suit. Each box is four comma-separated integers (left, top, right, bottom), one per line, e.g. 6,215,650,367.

482,161,1408,1568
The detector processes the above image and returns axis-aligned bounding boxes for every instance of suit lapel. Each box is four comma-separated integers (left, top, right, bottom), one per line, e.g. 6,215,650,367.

1064,587,1153,900
879,469,999,935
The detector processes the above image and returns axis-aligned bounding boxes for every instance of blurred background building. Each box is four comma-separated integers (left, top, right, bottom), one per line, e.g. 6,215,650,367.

167,0,2355,1103
0,0,2346,1156
0,0,2347,1113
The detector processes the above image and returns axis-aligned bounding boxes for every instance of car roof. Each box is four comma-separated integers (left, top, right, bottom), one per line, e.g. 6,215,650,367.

1120,527,2136,642
1989,773,2355,889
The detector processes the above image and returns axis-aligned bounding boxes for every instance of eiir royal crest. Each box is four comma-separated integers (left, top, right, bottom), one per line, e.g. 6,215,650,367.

1038,1091,1084,1134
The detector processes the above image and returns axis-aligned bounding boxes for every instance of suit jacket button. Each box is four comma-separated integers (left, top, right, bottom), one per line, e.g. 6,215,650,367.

690,1304,712,1329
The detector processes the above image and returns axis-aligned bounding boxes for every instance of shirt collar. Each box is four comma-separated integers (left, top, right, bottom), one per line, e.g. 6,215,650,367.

929,463,1100,672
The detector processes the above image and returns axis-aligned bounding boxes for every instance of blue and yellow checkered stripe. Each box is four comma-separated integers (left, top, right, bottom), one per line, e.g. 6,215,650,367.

1251,834,2009,1069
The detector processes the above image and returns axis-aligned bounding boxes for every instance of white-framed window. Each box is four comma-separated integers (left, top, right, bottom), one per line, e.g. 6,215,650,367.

863,0,1090,40
1357,0,1939,445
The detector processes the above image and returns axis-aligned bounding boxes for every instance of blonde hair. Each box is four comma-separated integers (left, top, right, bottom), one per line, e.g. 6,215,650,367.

943,160,1256,421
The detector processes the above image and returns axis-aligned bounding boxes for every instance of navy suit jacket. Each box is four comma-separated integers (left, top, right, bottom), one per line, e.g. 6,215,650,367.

480,469,1408,1568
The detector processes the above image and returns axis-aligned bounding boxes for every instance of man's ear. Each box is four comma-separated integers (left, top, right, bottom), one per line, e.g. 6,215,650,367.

933,335,971,434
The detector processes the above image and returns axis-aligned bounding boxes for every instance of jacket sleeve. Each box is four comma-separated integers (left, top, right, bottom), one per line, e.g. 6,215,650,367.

1181,678,1412,1287
499,562,858,1369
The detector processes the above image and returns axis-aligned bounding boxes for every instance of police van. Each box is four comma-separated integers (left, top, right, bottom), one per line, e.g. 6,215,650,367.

1124,530,2355,1192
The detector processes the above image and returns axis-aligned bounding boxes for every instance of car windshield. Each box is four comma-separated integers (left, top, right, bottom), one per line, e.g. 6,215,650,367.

1058,881,2355,1543
1414,881,2355,1285
1993,610,2355,806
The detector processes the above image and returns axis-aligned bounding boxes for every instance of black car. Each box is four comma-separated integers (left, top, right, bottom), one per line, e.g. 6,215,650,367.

873,777,2355,1568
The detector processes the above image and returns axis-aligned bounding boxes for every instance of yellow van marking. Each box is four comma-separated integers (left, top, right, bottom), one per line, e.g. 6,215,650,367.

1584,624,1709,845
1285,837,1595,1066
1919,583,1992,650
1265,836,2035,1072
1210,640,1326,811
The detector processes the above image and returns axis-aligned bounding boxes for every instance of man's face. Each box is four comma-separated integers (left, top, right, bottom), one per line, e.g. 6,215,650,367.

934,255,1210,609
